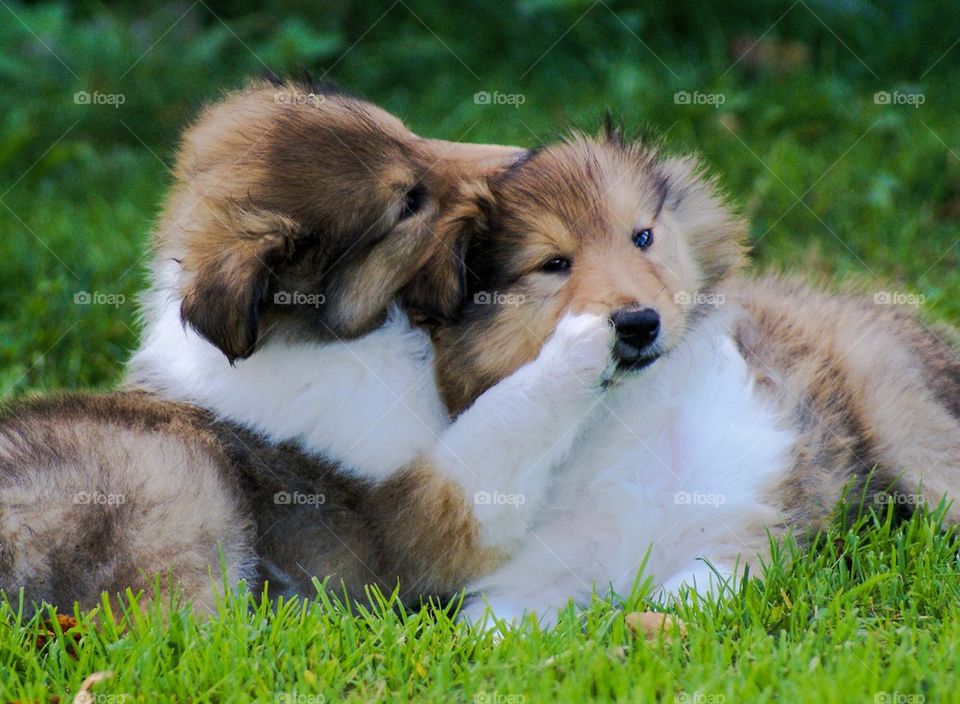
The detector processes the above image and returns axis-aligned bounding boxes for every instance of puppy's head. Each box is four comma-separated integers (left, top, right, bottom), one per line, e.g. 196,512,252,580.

155,78,520,362
433,128,748,414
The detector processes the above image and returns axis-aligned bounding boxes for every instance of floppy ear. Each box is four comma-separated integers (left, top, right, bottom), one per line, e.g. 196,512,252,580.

179,201,299,363
403,180,496,326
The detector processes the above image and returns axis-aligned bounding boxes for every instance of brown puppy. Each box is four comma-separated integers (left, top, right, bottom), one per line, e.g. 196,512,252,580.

434,130,745,414
424,128,960,625
150,78,517,359
0,79,522,613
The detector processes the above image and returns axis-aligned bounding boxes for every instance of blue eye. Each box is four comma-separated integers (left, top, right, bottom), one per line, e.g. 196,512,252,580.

633,228,654,249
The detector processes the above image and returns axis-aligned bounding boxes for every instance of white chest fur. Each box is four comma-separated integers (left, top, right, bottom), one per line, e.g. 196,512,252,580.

126,287,448,479
464,317,796,624
578,327,793,582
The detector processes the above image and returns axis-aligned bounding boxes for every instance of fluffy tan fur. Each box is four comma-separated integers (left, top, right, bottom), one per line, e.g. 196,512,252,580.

157,79,520,360
434,131,746,414
432,130,960,542
729,275,960,527
0,79,521,613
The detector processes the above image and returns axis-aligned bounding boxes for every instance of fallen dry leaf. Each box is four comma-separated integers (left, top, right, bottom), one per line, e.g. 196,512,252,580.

34,615,82,659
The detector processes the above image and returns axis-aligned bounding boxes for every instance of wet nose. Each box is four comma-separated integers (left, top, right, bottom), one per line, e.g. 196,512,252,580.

611,308,660,354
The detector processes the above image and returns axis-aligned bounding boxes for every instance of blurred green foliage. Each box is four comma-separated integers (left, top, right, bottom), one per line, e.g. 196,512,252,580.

1,0,959,394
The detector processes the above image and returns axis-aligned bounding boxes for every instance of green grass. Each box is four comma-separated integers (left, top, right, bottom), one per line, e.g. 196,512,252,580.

3,507,958,702
1,1,960,701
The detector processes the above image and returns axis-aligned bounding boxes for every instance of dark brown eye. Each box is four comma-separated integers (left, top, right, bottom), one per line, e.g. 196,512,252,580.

633,227,653,249
400,184,427,219
540,257,571,273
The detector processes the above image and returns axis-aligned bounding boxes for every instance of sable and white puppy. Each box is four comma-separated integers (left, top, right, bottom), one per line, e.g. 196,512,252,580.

121,79,614,597
431,128,960,626
0,80,612,614
0,78,517,611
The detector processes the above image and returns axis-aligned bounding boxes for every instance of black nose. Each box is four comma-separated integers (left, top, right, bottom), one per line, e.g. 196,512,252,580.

611,308,660,353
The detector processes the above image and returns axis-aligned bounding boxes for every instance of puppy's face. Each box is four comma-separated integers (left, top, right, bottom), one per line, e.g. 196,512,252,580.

434,131,747,414
159,80,520,362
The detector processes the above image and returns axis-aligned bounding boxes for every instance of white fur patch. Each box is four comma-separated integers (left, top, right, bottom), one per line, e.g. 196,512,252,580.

429,312,614,552
462,314,796,627
126,264,448,480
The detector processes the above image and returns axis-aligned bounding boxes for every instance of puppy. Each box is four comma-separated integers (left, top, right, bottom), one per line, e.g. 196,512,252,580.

122,78,612,596
0,78,522,612
430,127,960,626
126,77,518,476
0,80,615,615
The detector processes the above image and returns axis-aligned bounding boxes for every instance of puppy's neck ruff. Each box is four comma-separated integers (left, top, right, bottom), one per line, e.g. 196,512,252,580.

461,308,797,625
125,261,448,478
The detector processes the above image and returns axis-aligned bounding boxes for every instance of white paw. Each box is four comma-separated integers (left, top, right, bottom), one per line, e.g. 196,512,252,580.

458,596,532,633
539,312,615,389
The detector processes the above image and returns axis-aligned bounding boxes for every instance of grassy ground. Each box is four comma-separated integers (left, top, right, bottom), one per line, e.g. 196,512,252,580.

1,1,959,701
3,508,959,702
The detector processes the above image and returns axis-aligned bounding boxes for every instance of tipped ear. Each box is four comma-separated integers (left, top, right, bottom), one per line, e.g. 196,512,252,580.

602,111,626,146
179,202,299,363
403,180,496,325
660,156,749,284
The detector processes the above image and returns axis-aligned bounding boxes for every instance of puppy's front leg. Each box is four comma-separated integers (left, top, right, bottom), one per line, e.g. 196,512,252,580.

433,312,614,546
370,312,613,594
